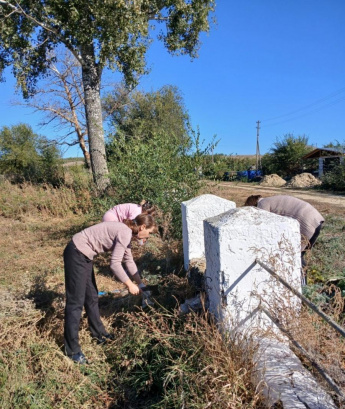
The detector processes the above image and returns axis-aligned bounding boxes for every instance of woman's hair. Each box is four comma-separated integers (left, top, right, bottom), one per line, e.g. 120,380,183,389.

140,200,155,215
244,195,262,207
122,214,156,235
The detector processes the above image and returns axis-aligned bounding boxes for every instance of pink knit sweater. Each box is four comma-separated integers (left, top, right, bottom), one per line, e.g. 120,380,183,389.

72,222,137,283
102,203,142,222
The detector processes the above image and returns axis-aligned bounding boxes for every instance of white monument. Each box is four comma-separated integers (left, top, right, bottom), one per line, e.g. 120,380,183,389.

181,194,235,270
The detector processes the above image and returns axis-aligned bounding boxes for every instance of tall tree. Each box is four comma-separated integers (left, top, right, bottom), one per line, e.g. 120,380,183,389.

14,49,91,168
104,85,191,148
0,0,215,191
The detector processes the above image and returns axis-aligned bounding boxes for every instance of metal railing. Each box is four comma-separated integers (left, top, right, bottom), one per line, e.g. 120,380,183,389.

255,258,345,399
255,258,345,339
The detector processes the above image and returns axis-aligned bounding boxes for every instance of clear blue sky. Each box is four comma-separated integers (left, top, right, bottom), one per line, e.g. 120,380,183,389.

1,1,345,158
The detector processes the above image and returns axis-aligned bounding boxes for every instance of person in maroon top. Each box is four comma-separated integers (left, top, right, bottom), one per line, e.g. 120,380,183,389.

63,214,156,364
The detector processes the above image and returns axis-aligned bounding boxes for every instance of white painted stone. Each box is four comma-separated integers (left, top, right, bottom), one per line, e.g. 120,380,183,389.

201,205,336,408
253,337,338,408
204,206,302,333
181,194,235,270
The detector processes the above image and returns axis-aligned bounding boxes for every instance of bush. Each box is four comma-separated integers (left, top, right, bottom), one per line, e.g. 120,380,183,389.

320,162,345,191
0,123,64,186
105,132,201,238
261,134,313,178
107,309,260,408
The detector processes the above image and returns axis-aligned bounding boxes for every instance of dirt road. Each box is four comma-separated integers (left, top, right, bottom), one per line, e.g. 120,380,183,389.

204,182,345,215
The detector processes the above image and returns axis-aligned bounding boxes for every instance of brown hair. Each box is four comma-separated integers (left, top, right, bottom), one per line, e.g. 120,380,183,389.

122,214,156,235
244,195,262,207
140,200,155,215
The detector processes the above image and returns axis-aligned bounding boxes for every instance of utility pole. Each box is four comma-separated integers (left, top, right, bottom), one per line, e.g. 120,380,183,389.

256,120,261,170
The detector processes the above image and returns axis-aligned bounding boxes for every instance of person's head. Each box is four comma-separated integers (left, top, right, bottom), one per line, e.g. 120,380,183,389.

244,195,262,207
123,214,156,243
140,200,155,215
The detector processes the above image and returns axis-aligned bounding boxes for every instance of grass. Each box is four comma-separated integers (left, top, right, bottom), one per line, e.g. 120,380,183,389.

0,180,265,408
1,179,345,407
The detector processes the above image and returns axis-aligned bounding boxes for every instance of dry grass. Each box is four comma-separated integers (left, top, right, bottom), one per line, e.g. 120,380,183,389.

2,180,344,407
0,181,263,408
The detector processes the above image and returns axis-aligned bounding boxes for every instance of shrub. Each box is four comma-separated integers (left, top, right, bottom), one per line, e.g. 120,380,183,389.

107,309,261,408
261,134,313,178
0,123,64,186
105,132,201,238
320,162,345,191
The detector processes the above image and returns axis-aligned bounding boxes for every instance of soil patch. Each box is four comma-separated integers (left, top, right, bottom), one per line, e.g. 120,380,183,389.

260,174,286,187
286,173,322,188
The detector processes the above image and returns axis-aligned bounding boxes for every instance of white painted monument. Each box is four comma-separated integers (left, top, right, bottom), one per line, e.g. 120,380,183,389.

202,206,337,408
203,206,301,331
181,194,235,271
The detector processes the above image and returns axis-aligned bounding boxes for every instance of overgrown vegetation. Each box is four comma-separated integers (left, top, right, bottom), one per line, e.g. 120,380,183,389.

1,174,345,407
102,87,212,238
105,132,200,238
0,179,265,408
261,133,314,178
320,162,345,191
107,309,261,408
0,123,64,186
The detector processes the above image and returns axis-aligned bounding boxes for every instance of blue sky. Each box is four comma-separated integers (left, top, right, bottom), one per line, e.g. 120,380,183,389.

1,1,345,158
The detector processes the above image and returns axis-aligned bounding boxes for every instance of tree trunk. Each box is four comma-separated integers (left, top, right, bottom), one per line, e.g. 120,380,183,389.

81,48,110,191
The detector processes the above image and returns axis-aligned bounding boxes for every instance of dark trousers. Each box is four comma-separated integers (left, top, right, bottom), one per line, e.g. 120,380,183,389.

63,240,106,356
301,222,324,284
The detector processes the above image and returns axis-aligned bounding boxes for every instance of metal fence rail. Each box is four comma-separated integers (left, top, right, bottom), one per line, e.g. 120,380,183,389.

255,258,345,339
255,258,345,399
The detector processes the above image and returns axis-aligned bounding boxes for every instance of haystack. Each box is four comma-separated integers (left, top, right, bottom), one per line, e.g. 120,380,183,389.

259,174,286,187
286,173,322,188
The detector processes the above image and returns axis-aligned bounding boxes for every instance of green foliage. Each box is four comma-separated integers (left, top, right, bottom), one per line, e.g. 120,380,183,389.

308,215,345,282
0,1,215,96
106,131,201,238
320,161,345,191
104,85,191,148
0,123,64,185
1,0,215,191
261,134,313,178
104,87,215,238
201,154,255,180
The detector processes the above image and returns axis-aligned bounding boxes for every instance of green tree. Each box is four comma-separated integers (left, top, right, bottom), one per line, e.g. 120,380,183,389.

261,134,313,178
0,123,41,178
0,123,63,184
0,0,215,191
104,85,191,147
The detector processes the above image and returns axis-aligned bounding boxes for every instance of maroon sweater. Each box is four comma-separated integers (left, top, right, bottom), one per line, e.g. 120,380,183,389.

72,222,138,283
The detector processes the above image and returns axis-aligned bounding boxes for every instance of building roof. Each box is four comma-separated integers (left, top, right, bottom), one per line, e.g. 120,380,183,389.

302,147,345,159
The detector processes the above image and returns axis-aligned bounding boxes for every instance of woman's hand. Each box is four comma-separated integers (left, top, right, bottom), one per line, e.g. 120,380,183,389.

127,281,140,295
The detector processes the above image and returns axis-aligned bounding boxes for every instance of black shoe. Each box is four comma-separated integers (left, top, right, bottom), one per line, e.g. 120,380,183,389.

94,333,114,345
69,352,88,364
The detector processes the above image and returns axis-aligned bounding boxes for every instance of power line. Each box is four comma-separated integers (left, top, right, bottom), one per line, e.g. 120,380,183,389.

261,94,345,129
261,85,345,124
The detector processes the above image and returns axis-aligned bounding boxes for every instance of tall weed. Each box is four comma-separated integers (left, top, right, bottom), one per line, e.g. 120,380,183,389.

0,180,93,219
106,308,263,408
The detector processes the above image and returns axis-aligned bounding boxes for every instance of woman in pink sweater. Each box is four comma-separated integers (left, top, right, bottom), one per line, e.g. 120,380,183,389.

102,200,155,222
63,213,155,364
